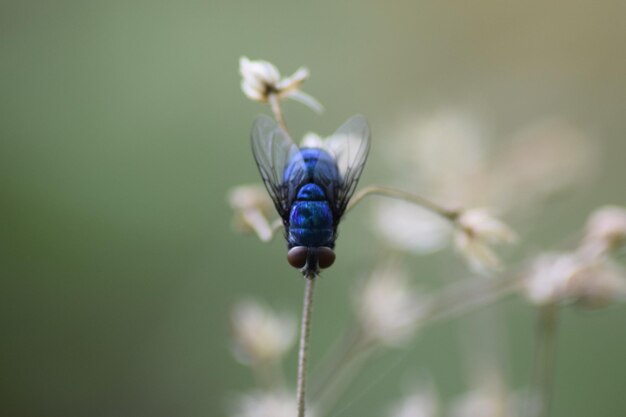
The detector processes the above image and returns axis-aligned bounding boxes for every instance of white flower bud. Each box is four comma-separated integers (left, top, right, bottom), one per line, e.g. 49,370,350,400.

581,205,626,257
239,57,323,113
455,209,517,273
522,252,626,307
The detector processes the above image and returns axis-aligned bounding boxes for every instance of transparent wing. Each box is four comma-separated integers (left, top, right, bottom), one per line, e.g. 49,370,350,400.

324,115,371,217
250,115,304,219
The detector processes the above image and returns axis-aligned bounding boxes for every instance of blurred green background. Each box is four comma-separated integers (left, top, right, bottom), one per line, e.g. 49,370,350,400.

2,1,625,416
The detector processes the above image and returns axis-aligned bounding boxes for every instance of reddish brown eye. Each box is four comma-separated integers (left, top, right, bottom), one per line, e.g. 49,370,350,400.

287,246,308,269
317,247,335,269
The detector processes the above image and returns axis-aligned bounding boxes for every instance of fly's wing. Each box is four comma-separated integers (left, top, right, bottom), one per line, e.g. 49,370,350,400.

324,115,371,218
250,115,305,220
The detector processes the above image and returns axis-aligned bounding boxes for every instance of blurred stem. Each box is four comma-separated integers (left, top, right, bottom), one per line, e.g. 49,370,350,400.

421,272,523,325
314,339,377,417
311,273,522,415
347,185,461,221
297,273,317,417
310,325,364,399
528,303,560,417
268,93,289,133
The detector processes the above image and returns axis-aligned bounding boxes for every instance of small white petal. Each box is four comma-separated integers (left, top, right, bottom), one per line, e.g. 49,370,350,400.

582,205,626,255
283,90,325,113
275,66,310,91
454,209,516,272
372,200,452,254
240,81,265,102
454,231,502,273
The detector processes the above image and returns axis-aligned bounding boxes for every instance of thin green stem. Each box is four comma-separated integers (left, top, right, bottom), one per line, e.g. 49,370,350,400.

310,325,363,399
310,273,523,414
528,303,560,417
268,93,289,133
297,273,317,417
347,185,461,221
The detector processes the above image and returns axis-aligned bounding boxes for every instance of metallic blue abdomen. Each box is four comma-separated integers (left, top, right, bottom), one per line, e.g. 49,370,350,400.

285,148,340,249
288,184,334,248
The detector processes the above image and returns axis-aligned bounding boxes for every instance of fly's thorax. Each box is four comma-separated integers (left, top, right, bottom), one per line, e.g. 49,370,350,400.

283,148,340,184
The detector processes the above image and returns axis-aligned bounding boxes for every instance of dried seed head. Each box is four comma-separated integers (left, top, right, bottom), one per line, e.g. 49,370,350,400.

581,205,626,257
522,252,626,307
239,57,323,113
455,209,517,273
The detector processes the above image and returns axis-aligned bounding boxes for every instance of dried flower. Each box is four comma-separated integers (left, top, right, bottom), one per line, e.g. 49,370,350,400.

228,184,276,242
522,252,626,307
231,299,296,365
232,390,314,417
388,383,439,417
454,209,517,273
239,57,323,113
581,205,626,257
355,263,425,346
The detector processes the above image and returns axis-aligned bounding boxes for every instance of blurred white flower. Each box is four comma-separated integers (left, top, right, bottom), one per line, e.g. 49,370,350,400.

522,252,626,307
231,299,296,365
355,263,425,346
232,390,314,417
574,259,626,308
581,205,626,257
228,184,276,242
454,209,517,273
448,382,517,417
388,383,439,417
239,57,323,113
372,200,452,254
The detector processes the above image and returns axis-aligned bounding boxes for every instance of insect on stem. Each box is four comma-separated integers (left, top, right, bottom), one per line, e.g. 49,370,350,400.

296,273,317,417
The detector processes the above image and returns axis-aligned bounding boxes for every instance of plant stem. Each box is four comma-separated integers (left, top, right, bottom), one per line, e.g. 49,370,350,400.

347,185,461,221
297,273,317,417
310,273,522,413
310,325,363,399
268,93,289,133
528,303,560,417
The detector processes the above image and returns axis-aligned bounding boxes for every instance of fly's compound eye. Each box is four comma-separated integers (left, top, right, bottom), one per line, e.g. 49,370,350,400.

317,247,336,269
287,246,308,269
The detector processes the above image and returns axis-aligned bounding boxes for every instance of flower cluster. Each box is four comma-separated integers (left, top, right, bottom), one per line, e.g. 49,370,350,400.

228,56,624,417
523,206,626,307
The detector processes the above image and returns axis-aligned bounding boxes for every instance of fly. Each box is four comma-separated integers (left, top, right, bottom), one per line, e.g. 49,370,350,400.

250,115,371,276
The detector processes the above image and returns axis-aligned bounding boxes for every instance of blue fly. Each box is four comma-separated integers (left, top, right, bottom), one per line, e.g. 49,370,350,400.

251,115,371,276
